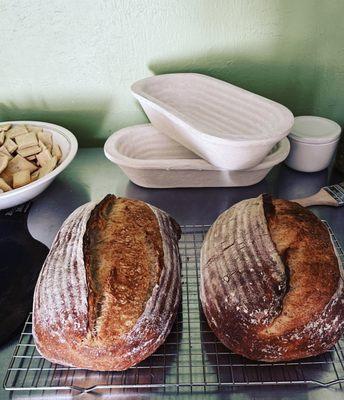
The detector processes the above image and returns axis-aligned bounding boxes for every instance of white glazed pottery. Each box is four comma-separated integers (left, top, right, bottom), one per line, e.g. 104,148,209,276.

104,124,290,188
0,121,78,209
285,116,342,172
131,73,294,170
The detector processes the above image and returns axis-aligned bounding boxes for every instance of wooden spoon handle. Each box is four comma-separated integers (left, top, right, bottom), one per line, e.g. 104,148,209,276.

292,189,338,207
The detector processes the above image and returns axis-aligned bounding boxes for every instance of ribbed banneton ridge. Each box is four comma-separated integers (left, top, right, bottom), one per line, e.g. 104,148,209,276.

200,195,344,361
33,196,181,371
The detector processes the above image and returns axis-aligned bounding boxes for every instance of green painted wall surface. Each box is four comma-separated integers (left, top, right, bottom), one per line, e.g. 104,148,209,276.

0,0,343,146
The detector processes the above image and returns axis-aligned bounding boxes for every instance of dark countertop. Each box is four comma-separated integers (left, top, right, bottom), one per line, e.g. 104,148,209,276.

0,148,343,399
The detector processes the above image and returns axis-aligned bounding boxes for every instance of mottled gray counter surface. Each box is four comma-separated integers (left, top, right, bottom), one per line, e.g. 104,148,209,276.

0,148,343,399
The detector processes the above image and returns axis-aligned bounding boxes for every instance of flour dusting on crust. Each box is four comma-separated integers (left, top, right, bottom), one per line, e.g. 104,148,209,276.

200,195,344,362
33,202,96,345
32,197,181,371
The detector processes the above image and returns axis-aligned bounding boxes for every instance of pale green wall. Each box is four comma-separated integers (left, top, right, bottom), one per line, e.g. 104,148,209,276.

0,0,343,146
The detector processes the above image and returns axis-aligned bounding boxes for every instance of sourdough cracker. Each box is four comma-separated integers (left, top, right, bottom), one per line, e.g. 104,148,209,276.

38,156,57,178
5,154,38,175
6,125,28,139
4,138,18,154
15,132,38,149
17,145,41,158
0,124,62,193
0,177,12,192
30,170,40,182
36,146,53,166
37,130,52,151
0,155,8,174
0,145,13,160
13,170,31,188
0,123,11,132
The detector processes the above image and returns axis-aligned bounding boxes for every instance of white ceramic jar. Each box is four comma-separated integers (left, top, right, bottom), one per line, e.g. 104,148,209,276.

285,116,342,172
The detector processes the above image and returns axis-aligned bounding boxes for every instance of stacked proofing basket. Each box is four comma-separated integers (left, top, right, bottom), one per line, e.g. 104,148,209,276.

104,73,294,188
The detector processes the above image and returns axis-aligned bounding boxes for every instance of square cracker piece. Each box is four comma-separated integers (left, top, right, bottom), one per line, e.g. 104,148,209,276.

0,145,13,160
0,123,11,132
26,125,43,134
15,132,38,149
6,125,28,139
30,169,40,182
36,143,53,166
17,145,41,158
52,142,62,161
0,177,12,192
5,154,38,175
0,169,12,185
13,170,31,189
4,138,18,154
37,130,52,151
0,155,8,174
38,156,57,178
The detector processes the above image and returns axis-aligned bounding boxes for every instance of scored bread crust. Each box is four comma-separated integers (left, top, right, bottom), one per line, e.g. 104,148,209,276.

200,194,344,361
33,195,181,371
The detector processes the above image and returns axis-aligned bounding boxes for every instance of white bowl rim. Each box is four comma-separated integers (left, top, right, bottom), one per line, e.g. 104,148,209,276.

104,123,290,172
0,120,78,200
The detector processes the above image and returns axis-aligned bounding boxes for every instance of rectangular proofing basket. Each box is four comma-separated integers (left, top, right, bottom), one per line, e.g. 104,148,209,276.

132,73,294,170
104,124,290,188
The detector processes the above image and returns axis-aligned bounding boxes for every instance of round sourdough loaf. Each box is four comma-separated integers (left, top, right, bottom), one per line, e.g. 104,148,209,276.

33,195,181,371
200,194,344,361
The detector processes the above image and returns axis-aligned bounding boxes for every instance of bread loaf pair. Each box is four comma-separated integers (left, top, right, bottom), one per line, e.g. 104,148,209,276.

201,195,344,361
34,192,343,368
33,195,181,371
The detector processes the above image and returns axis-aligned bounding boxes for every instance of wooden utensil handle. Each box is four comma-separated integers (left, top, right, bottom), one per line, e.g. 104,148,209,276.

292,189,338,207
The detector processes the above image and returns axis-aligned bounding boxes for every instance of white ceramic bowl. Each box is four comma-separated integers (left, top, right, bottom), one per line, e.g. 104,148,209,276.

104,124,290,188
0,121,78,209
131,73,294,170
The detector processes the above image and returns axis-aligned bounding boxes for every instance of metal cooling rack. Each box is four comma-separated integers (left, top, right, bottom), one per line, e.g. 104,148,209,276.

3,223,344,395
324,183,344,206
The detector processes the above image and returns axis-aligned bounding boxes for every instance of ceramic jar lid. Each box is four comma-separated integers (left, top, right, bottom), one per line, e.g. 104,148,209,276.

289,116,342,144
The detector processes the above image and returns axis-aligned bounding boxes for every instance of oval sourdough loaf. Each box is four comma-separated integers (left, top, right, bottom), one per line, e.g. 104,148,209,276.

200,194,344,361
33,194,181,371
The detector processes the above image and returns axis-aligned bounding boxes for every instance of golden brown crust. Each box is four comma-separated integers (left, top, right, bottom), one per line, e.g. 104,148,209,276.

84,194,164,342
200,194,344,362
264,198,340,336
33,195,181,371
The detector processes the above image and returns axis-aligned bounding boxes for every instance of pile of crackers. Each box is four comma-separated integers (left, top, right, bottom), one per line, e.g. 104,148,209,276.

0,124,62,193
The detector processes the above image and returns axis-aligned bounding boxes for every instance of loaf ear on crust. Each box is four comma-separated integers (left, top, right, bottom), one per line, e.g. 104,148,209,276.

200,194,344,362
262,193,276,220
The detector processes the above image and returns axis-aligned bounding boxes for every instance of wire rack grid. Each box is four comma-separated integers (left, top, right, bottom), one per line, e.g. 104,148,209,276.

324,183,344,206
3,223,344,396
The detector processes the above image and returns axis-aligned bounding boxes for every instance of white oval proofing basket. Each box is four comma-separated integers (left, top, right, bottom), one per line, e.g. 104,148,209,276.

104,124,290,188
131,73,294,170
